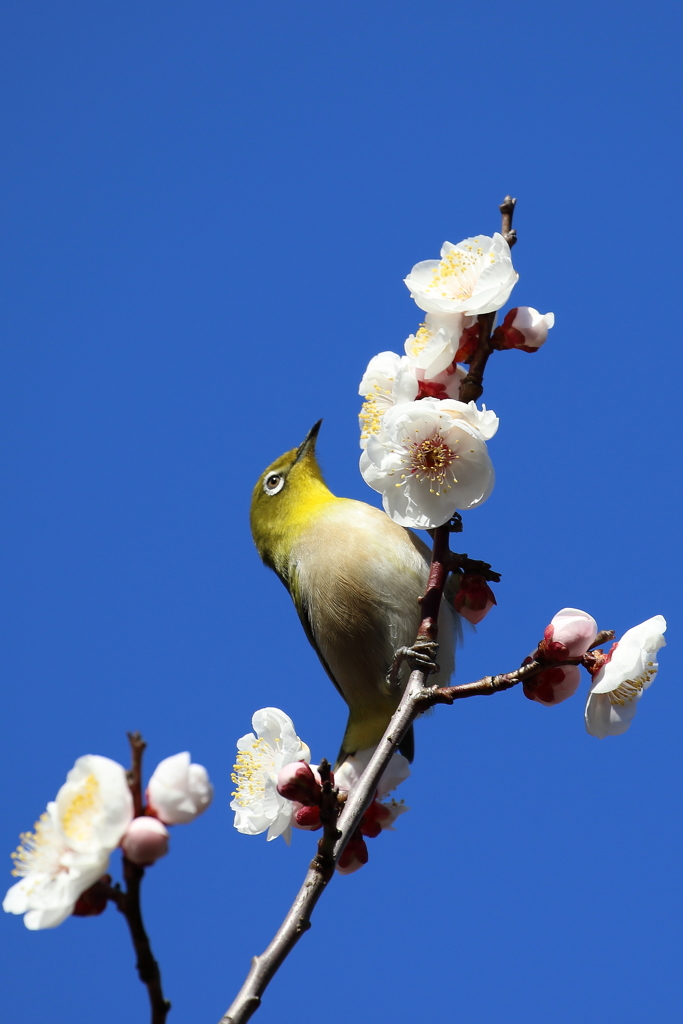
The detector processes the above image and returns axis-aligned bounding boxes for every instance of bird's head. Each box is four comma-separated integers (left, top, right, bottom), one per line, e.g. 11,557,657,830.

250,420,335,573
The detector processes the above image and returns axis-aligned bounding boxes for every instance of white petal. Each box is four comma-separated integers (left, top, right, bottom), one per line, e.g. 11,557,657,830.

56,755,133,855
585,691,639,738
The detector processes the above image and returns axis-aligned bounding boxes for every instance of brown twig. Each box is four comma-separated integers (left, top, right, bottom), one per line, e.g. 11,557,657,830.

459,195,517,404
107,734,171,1024
116,859,171,1024
500,194,517,247
127,731,147,817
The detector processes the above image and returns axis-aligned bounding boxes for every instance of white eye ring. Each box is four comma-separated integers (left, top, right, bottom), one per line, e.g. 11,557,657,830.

263,473,285,496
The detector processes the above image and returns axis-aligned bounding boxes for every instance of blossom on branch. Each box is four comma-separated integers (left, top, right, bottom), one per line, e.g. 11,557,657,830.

523,608,597,705
3,755,133,930
358,351,418,448
360,398,497,528
585,616,666,738
493,306,554,352
334,747,410,799
454,573,497,625
404,233,518,316
543,608,597,659
276,761,323,805
121,817,170,866
524,665,582,706
414,362,466,401
334,746,410,872
147,752,213,825
404,312,475,380
231,708,311,843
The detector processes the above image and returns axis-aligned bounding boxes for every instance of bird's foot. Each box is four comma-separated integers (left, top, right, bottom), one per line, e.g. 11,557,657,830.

387,638,440,689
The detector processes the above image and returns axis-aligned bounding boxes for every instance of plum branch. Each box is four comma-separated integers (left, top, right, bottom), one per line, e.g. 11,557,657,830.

105,733,171,1024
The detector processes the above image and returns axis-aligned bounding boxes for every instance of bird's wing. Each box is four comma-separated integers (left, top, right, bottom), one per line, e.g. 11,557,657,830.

288,573,347,700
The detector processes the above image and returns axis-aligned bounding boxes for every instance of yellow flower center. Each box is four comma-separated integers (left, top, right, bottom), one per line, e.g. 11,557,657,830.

406,324,432,357
359,383,392,442
61,773,101,843
403,432,458,495
427,240,496,301
231,738,275,806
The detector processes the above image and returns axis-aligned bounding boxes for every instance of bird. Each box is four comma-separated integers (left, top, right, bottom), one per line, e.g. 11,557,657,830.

250,420,459,766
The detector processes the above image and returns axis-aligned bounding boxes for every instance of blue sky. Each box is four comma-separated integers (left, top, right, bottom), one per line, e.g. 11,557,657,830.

1,2,681,1022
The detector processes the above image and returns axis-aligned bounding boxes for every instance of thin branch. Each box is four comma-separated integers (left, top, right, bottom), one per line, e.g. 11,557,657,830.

127,731,147,818
459,195,517,404
108,734,171,1024
458,311,495,404
115,858,171,1024
500,194,517,247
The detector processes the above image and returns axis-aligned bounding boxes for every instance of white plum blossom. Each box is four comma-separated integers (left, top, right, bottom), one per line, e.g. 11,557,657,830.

420,362,467,400
56,755,134,852
335,748,410,874
335,747,410,804
360,398,498,529
147,752,213,825
4,755,133,930
358,351,419,448
404,312,475,380
404,233,518,316
231,708,311,843
585,616,666,738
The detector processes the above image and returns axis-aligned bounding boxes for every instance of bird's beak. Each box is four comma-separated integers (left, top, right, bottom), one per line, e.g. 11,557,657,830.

294,419,323,464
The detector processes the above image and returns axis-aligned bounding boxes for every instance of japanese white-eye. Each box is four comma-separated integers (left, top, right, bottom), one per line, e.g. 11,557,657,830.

250,421,458,764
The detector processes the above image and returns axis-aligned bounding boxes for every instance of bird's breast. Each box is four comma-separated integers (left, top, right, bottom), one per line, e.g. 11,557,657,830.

289,499,449,714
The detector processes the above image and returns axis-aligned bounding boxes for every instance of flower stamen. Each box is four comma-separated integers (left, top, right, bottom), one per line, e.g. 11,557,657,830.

231,738,275,807
607,668,656,706
405,432,456,496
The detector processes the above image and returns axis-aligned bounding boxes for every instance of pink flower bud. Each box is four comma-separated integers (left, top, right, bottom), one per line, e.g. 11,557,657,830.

72,876,111,917
336,833,369,875
121,817,170,866
454,573,497,625
524,665,581,706
292,805,322,831
146,752,213,825
543,608,598,659
359,800,392,839
276,761,323,805
493,307,554,352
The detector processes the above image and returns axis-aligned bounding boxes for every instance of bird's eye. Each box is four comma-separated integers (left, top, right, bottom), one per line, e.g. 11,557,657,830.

263,473,285,496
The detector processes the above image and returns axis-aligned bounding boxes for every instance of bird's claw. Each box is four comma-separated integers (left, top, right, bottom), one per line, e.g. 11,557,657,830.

387,638,440,689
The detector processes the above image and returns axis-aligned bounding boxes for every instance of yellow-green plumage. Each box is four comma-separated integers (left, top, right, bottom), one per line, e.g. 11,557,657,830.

250,422,458,764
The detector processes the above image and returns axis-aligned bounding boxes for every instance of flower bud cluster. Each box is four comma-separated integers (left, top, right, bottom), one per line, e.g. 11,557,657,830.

230,710,410,876
521,609,666,739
